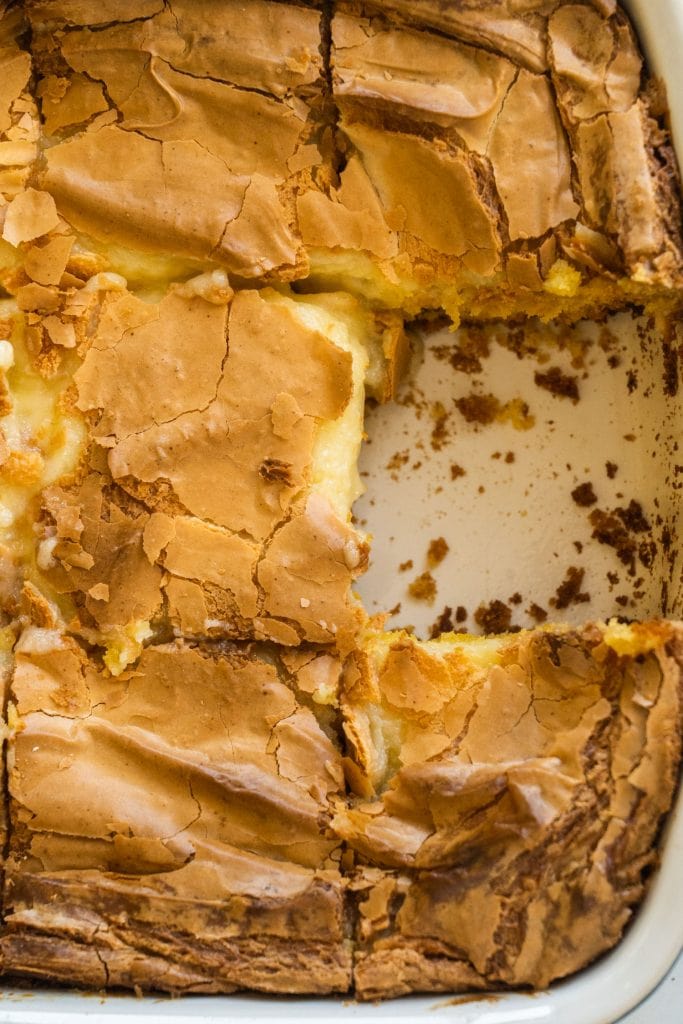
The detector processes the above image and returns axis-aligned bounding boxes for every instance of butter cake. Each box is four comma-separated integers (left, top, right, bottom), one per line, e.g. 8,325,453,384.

16,275,404,661
338,622,683,997
16,0,683,321
0,0,681,1003
3,617,681,995
4,627,350,992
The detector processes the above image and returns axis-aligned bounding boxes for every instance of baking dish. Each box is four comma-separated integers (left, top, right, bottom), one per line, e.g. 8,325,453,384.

0,0,681,1021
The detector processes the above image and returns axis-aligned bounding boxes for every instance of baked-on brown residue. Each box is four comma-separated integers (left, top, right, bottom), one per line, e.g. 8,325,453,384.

430,605,454,637
450,463,466,479
427,537,449,567
534,366,580,402
430,402,450,450
662,320,679,397
474,599,513,634
551,566,590,610
455,392,500,425
386,450,409,475
589,500,652,575
527,602,548,622
571,482,597,507
408,571,437,604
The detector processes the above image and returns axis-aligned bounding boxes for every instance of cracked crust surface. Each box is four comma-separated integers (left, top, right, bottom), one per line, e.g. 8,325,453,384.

36,282,375,654
338,622,683,998
8,0,682,316
0,0,681,1002
26,0,329,281
3,629,351,993
1,619,682,995
307,0,683,315
0,265,404,660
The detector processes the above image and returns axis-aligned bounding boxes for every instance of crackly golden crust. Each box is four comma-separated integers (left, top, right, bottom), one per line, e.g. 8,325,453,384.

2,629,350,993
337,622,683,999
23,277,380,652
0,3,39,204
13,0,683,312
0,0,681,1002
2,620,681,996
301,0,683,316
26,0,329,281
0,198,406,661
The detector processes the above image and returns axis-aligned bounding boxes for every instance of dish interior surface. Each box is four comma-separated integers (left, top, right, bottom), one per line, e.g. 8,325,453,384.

356,311,683,636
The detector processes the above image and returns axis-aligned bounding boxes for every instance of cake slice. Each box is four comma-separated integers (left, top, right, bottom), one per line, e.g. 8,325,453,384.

25,0,333,284
23,1,683,325
335,621,683,998
0,253,407,663
2,615,681,996
2,623,350,993
299,1,683,321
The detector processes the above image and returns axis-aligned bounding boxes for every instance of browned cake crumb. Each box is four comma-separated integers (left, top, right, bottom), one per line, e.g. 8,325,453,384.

497,398,535,431
427,537,449,567
606,461,618,478
408,571,437,604
590,501,653,576
430,402,450,450
386,450,409,474
571,482,598,506
617,499,651,532
455,605,468,624
527,602,548,622
534,366,580,401
430,605,455,637
474,599,513,634
398,559,413,572
450,463,466,480
551,566,591,610
259,458,293,484
505,451,515,463
434,328,490,374
455,392,500,425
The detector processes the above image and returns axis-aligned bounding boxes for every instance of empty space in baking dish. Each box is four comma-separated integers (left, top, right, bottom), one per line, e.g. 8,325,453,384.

355,310,683,637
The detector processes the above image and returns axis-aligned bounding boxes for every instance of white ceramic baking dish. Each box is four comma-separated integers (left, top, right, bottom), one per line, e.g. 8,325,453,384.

0,1,681,1021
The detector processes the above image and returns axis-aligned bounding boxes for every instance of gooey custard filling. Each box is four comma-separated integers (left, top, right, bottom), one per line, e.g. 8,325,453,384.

0,296,84,589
